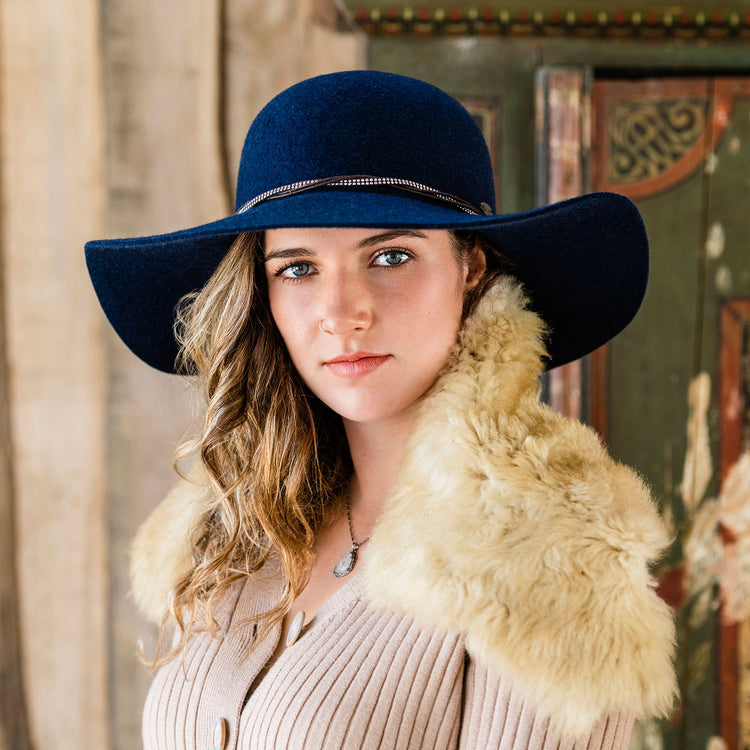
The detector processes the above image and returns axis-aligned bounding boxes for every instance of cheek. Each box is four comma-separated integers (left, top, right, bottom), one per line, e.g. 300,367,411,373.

398,279,464,362
268,292,305,361
416,275,466,329
267,293,287,341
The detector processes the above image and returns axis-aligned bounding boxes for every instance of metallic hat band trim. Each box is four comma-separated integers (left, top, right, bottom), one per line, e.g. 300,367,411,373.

235,175,494,216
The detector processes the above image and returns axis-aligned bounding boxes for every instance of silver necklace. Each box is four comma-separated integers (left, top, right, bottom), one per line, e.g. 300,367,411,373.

286,501,369,649
333,499,370,577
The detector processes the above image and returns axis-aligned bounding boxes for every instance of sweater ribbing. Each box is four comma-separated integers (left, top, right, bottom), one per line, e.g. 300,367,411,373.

142,566,633,750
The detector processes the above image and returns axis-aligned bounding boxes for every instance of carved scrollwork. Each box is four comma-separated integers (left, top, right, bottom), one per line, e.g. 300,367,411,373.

606,98,707,183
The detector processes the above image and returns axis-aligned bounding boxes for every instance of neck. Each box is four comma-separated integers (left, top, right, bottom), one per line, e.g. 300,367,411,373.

342,406,419,532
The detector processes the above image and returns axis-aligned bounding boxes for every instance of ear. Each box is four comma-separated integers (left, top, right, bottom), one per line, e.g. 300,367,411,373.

464,242,487,291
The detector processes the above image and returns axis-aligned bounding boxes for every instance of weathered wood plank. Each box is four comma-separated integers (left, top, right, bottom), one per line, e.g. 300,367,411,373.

0,121,32,750
100,2,225,746
0,0,108,748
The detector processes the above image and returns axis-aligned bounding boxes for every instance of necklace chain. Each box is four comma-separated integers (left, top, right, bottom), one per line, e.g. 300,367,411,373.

345,499,370,550
333,497,371,578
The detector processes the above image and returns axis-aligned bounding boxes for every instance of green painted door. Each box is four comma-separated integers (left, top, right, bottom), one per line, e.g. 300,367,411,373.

370,37,750,749
594,77,750,750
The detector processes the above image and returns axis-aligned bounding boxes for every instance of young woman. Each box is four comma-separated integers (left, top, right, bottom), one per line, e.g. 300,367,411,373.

86,71,676,750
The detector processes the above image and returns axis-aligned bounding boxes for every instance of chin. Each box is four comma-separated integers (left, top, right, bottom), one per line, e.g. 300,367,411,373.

336,406,396,425
333,396,423,426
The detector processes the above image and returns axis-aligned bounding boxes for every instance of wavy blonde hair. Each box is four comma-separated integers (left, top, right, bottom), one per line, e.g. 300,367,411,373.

164,228,507,656
167,231,350,654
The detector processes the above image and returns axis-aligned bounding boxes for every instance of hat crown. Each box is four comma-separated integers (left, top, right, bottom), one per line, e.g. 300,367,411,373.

235,71,496,213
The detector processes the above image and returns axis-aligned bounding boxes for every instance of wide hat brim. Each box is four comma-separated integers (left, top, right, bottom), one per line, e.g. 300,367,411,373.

85,189,647,373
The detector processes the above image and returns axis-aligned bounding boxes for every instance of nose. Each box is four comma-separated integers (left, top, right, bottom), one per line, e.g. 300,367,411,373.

318,272,372,336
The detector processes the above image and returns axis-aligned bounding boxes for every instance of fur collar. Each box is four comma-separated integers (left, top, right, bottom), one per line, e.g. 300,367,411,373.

364,278,676,736
131,278,676,738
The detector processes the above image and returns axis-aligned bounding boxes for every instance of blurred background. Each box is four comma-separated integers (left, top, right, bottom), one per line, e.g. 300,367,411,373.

1,2,749,749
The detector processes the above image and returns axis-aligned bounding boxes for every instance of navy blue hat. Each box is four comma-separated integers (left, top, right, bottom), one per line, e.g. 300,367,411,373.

85,70,648,373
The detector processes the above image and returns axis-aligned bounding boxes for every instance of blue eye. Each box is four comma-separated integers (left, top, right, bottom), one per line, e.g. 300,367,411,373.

279,262,312,278
373,250,410,267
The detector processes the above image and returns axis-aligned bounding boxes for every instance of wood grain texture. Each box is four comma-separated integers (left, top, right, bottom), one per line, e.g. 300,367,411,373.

100,2,226,746
0,0,107,748
0,85,32,750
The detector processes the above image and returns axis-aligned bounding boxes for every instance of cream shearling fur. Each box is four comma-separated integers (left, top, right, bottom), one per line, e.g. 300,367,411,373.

365,278,676,737
130,460,212,623
130,277,676,738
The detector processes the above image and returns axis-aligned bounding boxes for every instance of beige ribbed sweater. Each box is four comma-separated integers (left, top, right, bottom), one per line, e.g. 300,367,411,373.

143,561,632,750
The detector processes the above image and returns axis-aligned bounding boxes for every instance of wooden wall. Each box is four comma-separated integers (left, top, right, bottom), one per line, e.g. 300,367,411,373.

1,2,107,748
0,2,363,748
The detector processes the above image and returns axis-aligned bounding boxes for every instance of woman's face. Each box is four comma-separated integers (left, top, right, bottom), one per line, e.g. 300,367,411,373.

264,227,485,427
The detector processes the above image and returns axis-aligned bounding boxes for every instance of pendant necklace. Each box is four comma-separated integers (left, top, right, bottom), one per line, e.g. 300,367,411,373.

333,498,371,577
287,499,369,647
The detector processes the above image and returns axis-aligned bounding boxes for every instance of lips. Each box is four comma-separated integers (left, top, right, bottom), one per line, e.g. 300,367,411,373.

323,352,391,377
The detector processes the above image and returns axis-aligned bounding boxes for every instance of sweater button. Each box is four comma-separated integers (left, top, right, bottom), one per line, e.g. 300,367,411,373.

211,717,228,750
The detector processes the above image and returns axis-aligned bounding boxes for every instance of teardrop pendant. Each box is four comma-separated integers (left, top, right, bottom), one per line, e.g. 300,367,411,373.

333,547,357,577
334,498,371,578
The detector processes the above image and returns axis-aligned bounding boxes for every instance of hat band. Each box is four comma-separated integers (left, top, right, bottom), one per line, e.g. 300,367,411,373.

236,175,494,217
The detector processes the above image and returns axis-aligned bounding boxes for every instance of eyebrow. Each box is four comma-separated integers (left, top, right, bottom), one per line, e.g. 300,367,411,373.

264,230,429,262
264,246,314,262
356,230,428,248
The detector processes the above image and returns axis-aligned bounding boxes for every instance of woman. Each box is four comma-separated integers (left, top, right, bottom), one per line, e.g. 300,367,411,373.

86,71,676,750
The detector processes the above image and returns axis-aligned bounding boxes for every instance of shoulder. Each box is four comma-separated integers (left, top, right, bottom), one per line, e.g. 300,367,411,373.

367,403,675,737
365,279,676,738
